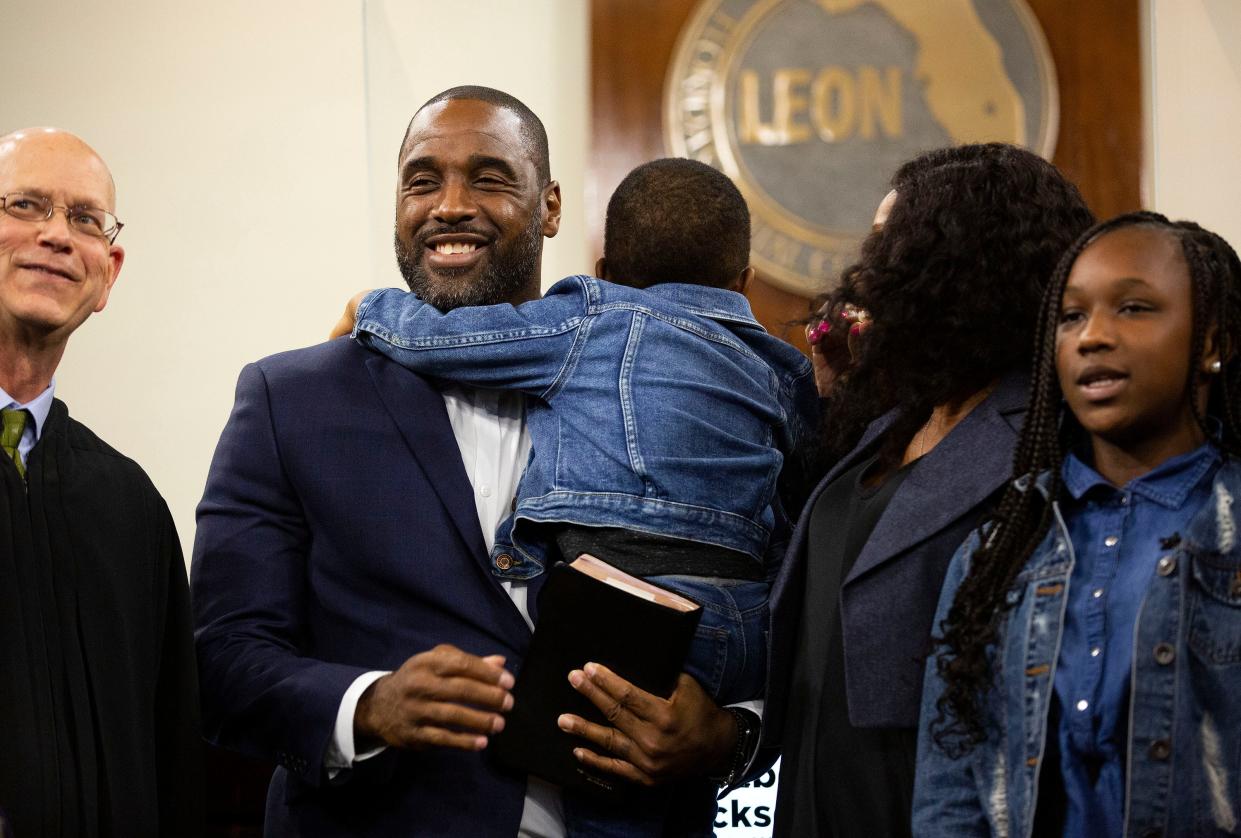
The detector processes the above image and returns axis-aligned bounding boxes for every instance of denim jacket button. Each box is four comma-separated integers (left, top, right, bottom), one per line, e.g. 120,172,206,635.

1153,643,1175,665
495,554,515,571
1149,738,1171,760
1156,555,1177,576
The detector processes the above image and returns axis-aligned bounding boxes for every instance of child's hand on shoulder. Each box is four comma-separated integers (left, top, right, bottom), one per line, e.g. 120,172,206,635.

329,290,374,339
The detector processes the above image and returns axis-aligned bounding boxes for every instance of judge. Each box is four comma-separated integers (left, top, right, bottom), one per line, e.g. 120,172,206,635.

0,128,202,836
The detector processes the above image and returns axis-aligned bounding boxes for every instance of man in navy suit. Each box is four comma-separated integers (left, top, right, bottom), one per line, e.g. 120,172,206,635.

193,86,741,836
192,86,567,834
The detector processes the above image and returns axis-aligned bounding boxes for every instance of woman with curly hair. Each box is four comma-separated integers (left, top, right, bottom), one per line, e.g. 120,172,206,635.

914,214,1241,837
763,143,1094,837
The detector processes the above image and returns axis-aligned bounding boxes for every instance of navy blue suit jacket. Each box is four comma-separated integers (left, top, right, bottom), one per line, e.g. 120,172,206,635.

192,338,535,836
762,372,1027,763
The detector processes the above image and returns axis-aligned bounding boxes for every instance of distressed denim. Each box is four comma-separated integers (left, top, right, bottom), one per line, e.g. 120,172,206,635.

354,277,818,576
914,460,1241,838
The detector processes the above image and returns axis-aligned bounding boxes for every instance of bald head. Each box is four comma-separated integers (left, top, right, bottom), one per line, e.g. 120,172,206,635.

0,128,117,210
403,87,550,184
0,126,125,356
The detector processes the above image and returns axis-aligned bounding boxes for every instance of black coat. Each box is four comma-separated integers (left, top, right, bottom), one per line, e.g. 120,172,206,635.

0,399,203,837
763,373,1028,764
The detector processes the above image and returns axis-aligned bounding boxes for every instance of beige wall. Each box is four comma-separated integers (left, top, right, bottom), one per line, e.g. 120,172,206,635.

1,0,588,560
1145,0,1241,246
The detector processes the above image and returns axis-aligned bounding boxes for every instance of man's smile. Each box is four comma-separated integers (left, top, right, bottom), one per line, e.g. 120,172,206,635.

423,232,490,270
16,260,79,282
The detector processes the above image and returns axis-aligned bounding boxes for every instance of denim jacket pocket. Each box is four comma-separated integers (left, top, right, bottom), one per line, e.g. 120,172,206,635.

1188,555,1241,665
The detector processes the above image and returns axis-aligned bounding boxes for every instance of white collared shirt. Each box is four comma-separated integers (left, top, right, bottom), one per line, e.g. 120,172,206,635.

0,381,56,464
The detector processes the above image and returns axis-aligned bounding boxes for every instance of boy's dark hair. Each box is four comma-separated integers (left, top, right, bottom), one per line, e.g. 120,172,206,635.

407,86,550,183
604,158,750,289
931,211,1241,756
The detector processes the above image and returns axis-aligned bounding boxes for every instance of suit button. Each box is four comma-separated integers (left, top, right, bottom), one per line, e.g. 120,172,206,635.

1153,643,1175,665
496,554,514,570
1149,738,1171,760
1156,556,1176,576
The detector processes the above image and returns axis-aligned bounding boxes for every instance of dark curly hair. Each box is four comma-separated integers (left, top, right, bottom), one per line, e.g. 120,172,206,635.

930,211,1241,756
813,144,1095,471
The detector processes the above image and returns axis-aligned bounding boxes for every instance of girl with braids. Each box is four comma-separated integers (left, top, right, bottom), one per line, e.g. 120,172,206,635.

913,213,1241,837
762,144,1093,838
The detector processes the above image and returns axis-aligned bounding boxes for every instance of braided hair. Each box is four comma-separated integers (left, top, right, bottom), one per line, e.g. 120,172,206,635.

813,144,1095,472
931,211,1241,755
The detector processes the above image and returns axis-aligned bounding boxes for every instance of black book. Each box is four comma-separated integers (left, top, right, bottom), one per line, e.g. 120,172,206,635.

489,555,702,798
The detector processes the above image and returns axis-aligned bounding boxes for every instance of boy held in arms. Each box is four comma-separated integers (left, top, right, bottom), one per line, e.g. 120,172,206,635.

345,158,817,718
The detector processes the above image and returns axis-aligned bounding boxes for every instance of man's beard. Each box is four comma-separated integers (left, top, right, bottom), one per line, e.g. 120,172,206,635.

395,214,543,310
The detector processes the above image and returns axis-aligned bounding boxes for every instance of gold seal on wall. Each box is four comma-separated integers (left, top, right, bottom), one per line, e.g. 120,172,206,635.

664,0,1058,297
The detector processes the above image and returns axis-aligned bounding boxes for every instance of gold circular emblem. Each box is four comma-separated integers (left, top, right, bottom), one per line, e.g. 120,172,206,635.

664,0,1058,297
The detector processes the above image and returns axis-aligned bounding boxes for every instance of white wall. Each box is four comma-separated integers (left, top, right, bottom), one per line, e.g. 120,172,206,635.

0,0,589,560
1145,0,1241,246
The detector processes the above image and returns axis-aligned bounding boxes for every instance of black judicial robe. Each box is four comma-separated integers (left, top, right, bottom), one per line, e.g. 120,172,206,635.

0,399,203,837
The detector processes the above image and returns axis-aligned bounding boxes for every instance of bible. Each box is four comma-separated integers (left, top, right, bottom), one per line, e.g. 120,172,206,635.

489,554,702,797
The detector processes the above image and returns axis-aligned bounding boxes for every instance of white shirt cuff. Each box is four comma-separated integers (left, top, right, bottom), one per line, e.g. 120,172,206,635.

324,670,390,779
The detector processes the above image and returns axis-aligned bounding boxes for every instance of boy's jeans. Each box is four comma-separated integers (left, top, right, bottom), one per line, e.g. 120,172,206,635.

562,576,768,838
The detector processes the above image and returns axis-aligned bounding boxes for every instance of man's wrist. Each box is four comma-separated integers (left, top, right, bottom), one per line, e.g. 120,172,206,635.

352,672,389,750
325,670,389,776
708,707,761,787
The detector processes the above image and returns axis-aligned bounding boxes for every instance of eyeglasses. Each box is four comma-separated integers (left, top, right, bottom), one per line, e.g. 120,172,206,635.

0,192,124,244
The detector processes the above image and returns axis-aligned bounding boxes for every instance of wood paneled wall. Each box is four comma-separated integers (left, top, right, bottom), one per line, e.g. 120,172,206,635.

590,0,1142,350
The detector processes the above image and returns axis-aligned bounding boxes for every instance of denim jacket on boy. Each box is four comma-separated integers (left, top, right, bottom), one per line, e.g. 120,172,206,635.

913,458,1241,838
353,276,818,578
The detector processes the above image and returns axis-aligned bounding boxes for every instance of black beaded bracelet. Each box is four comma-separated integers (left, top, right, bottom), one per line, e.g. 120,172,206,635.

711,707,759,787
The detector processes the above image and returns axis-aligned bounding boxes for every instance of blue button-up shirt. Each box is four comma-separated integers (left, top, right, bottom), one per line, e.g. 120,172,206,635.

1053,442,1221,836
0,381,55,465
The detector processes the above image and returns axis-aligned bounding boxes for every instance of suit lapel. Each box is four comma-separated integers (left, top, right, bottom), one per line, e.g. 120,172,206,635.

844,374,1028,586
364,355,490,561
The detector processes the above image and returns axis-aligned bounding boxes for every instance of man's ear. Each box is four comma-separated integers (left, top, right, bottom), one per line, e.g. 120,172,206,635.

541,181,562,238
731,266,754,295
93,244,125,314
595,257,607,280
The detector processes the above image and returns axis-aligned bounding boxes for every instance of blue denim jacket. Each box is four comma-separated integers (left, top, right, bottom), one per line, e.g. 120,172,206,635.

914,459,1241,838
353,277,818,577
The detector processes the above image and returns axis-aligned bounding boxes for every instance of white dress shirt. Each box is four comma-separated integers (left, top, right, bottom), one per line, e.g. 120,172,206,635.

0,381,56,462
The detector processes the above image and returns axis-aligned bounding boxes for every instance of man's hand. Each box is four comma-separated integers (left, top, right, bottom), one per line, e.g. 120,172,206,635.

328,290,372,339
354,644,514,752
556,663,736,786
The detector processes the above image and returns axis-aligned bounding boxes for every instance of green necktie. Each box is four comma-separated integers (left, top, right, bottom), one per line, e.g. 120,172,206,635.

1,408,29,479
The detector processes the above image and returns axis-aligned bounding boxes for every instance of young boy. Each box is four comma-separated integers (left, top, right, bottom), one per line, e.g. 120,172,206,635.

350,158,816,719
